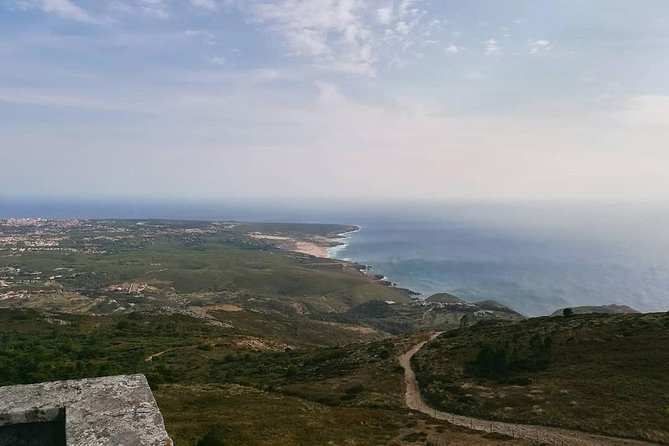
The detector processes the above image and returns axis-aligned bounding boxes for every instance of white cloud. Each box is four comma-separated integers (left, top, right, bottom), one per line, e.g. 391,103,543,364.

445,44,461,55
187,0,218,10
528,38,551,54
106,0,170,19
17,0,96,23
484,38,498,56
395,21,410,35
135,0,169,18
250,0,434,75
251,0,372,74
10,0,436,75
397,0,417,18
376,6,392,25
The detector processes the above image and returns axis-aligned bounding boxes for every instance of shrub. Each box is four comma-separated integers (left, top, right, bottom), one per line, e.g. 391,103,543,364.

196,432,225,446
375,347,390,359
473,335,553,378
345,384,365,395
146,372,165,391
474,341,511,375
115,320,132,330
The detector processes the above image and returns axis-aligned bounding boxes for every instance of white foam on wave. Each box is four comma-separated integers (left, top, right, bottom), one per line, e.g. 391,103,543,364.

326,227,360,259
326,242,348,259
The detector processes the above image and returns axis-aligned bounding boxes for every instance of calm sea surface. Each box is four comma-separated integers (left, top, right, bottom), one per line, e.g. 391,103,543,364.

327,202,669,316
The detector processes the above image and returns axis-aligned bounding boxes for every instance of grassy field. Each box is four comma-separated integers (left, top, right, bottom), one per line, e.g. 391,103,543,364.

413,312,669,444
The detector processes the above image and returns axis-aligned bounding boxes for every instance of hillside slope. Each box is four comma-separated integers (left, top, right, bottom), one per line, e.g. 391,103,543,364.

0,308,531,446
412,312,669,444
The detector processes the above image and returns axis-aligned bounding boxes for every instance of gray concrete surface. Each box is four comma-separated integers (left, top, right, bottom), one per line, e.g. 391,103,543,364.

0,375,173,446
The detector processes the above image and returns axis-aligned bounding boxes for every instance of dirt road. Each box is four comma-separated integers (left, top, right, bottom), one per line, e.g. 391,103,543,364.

399,333,659,446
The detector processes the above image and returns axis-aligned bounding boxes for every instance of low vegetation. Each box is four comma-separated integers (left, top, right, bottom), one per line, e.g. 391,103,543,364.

0,308,528,445
1,219,663,445
413,312,669,443
0,307,386,387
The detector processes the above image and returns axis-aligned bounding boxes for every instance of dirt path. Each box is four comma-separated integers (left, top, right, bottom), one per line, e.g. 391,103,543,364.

400,333,659,446
145,348,176,362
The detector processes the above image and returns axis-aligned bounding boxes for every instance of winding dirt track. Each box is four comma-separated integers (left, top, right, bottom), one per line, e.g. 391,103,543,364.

399,333,659,446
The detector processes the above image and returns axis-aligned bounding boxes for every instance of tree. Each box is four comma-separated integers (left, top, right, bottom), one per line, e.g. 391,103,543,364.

563,308,574,318
474,341,510,375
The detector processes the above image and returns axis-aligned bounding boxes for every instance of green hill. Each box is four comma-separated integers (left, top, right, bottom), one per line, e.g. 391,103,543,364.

412,312,669,444
0,308,531,446
425,293,465,304
550,304,639,316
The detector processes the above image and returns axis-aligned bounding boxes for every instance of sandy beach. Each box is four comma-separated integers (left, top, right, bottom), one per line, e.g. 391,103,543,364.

249,228,358,259
249,233,332,258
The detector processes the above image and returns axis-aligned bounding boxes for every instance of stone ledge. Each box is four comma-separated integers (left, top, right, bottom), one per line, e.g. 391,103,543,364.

0,375,173,446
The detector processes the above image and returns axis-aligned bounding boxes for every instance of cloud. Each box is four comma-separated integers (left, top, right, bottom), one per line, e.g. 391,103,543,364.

16,0,97,23
397,0,418,18
484,38,498,56
528,38,551,54
187,0,218,10
376,6,392,25
251,0,375,74
106,0,170,19
445,44,461,55
134,0,169,18
10,81,666,203
250,0,435,75
396,21,410,35
10,0,437,75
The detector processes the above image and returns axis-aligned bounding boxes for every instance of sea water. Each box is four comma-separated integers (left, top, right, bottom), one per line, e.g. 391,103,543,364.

327,202,669,316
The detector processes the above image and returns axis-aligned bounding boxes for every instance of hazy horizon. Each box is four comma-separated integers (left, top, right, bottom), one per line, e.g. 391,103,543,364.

4,196,669,261
2,0,669,202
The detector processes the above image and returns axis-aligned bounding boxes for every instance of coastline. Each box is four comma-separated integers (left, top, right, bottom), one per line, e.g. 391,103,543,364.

325,226,422,298
249,226,360,259
251,225,422,299
325,226,360,259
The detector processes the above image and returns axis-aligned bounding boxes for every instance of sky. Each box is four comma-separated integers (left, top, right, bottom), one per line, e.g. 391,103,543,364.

1,0,669,203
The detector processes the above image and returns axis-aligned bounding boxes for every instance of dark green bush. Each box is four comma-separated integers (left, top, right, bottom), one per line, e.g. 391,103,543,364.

196,432,225,446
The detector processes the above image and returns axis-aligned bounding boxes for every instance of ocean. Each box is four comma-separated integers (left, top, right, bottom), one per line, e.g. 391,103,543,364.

3,198,668,316
325,202,669,316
